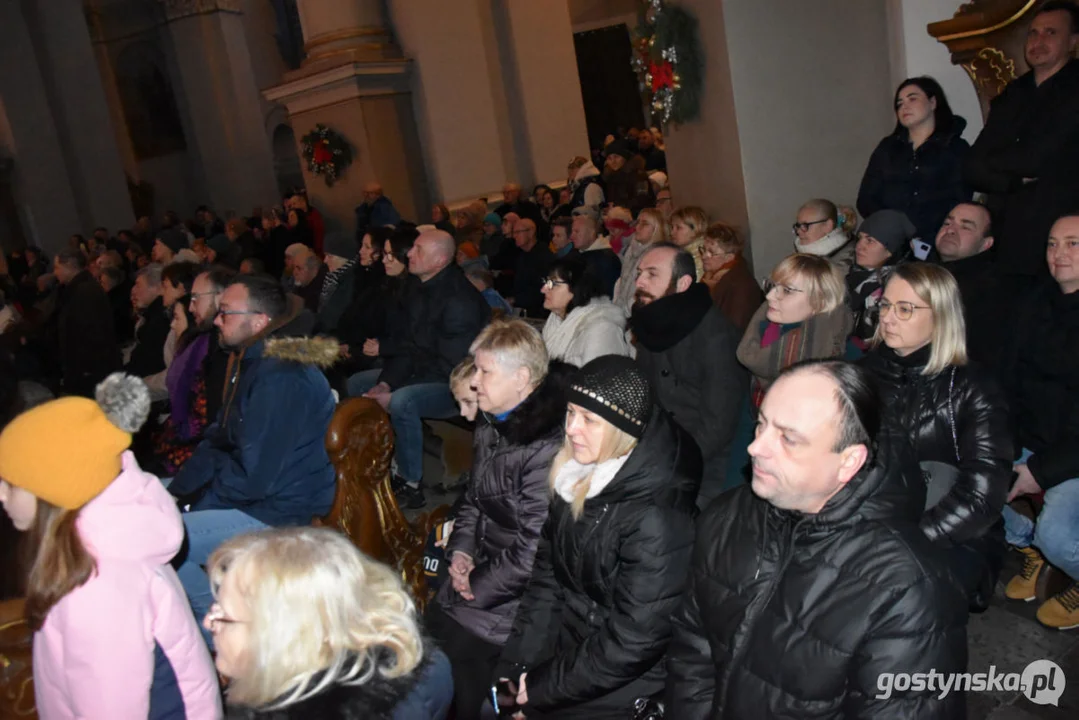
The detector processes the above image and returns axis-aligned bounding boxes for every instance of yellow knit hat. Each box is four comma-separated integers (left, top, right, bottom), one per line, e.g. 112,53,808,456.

0,374,150,510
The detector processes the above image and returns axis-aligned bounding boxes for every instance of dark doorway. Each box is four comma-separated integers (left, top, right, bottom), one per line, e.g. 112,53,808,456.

572,24,646,152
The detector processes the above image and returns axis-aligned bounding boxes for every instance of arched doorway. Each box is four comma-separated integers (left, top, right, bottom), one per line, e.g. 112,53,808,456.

272,123,305,198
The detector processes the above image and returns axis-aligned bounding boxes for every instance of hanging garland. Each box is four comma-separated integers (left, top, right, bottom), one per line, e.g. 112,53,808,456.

631,0,703,129
301,124,352,187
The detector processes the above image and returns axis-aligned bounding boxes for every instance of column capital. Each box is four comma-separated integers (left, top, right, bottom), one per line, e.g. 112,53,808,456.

158,0,242,23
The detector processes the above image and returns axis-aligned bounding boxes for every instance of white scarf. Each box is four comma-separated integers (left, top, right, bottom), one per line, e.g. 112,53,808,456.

553,454,631,503
794,227,851,258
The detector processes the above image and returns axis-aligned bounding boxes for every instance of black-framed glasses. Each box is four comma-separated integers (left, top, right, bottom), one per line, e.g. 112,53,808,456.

792,219,829,234
763,279,804,298
216,309,260,318
876,299,931,321
542,278,569,290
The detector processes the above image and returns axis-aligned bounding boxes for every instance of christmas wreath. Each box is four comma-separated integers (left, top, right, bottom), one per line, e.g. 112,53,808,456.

301,124,352,186
631,0,703,129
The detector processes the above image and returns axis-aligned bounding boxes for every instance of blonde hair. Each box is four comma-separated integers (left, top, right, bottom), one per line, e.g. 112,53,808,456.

670,206,709,240
771,254,846,314
799,199,857,235
871,263,967,375
207,527,422,710
636,208,668,243
450,355,476,393
703,221,744,255
470,318,549,389
548,419,638,520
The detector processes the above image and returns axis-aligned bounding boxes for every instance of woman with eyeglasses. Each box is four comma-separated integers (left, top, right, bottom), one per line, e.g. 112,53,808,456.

859,263,1011,611
792,199,858,273
700,222,762,332
857,76,971,246
736,253,853,409
205,526,453,719
541,257,633,369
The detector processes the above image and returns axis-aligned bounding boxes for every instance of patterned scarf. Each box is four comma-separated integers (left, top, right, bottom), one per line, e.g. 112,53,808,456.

319,256,358,310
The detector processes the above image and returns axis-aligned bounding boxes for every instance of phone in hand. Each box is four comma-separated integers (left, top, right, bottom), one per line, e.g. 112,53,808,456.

911,238,932,260
493,679,518,715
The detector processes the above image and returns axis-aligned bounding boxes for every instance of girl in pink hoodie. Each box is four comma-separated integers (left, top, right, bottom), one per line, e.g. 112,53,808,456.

0,374,222,719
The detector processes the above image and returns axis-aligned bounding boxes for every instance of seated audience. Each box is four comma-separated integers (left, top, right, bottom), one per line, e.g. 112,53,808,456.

566,156,605,214
655,186,673,220
238,257,264,275
429,319,566,720
347,230,489,508
737,253,853,408
152,298,212,475
666,361,967,717
669,206,708,280
613,207,665,313
125,263,170,379
334,227,394,375
793,199,858,272
258,207,290,278
455,200,488,250
166,275,337,635
152,228,186,265
550,217,575,259
857,76,971,245
355,181,403,239
51,249,120,397
0,374,221,719
431,202,456,237
700,222,763,333
145,261,201,397
286,206,315,250
604,205,634,256
602,141,653,213
225,216,257,262
466,266,513,316
631,244,745,508
510,217,552,318
98,266,129,346
496,355,699,717
205,527,453,719
847,209,915,350
204,233,237,268
932,201,1002,366
541,257,632,368
635,127,667,172
860,263,1011,610
495,183,542,227
570,213,621,297
316,231,361,333
1000,212,1079,629
290,244,329,313
288,191,325,255
480,212,506,263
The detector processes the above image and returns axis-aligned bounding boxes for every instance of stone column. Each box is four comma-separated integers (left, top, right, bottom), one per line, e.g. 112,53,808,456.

28,0,133,232
0,2,81,252
158,0,278,216
265,0,429,232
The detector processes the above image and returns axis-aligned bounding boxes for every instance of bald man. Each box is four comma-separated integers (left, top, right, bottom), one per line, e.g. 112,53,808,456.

346,230,490,508
355,179,402,239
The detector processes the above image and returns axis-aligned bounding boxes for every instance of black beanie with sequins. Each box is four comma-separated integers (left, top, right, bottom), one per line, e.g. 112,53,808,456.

567,355,653,439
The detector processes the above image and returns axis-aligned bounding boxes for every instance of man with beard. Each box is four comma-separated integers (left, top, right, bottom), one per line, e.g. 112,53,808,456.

167,275,337,639
188,267,235,422
630,243,745,508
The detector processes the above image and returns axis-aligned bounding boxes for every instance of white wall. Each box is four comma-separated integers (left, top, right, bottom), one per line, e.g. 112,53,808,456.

888,0,984,142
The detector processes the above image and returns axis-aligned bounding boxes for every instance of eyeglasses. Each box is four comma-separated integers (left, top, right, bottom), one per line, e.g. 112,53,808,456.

700,246,729,259
876,299,931,321
542,278,569,290
763,279,803,298
205,602,247,633
792,219,829,234
216,309,261,318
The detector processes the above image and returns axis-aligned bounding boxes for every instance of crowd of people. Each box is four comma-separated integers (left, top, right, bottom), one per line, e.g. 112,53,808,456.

1,3,1078,718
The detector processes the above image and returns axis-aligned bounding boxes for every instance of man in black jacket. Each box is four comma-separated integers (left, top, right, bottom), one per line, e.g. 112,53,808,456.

932,201,1003,367
667,360,968,718
124,263,170,379
51,250,120,397
509,218,552,319
630,244,745,508
1000,212,1079,630
964,1,1079,289
348,230,490,507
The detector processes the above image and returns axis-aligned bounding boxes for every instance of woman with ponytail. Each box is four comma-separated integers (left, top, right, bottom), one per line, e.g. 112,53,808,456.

495,355,701,718
0,373,221,719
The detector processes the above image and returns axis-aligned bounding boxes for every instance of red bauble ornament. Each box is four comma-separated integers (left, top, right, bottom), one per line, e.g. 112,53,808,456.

649,60,674,91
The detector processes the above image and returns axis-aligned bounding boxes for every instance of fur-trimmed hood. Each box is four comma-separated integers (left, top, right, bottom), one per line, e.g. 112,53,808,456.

263,336,342,368
484,360,573,447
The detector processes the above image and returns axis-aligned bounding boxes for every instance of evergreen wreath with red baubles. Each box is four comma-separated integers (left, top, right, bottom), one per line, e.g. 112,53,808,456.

631,0,703,129
301,124,352,187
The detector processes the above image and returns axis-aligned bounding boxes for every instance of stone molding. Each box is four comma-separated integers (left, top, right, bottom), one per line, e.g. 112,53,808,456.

159,0,242,22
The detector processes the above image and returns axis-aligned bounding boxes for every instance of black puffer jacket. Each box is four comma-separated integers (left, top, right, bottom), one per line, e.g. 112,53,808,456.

437,366,570,646
860,345,1012,545
499,408,701,718
857,117,971,244
666,425,968,719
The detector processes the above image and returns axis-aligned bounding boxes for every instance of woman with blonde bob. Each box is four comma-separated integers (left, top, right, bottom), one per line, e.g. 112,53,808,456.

668,206,708,279
204,526,453,718
430,318,571,719
860,262,1011,611
736,253,853,408
495,355,700,718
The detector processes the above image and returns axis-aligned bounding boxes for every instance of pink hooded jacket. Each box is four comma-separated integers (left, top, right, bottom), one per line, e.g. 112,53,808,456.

32,451,222,719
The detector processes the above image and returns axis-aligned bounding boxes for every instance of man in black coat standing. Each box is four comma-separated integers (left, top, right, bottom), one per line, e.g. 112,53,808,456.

51,250,121,398
348,230,490,508
667,361,968,718
630,243,745,509
965,1,1079,291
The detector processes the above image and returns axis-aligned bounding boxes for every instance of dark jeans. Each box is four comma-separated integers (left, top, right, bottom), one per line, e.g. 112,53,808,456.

426,602,502,720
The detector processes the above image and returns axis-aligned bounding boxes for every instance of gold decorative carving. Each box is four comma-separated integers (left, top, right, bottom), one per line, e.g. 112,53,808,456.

933,0,1038,41
961,47,1017,99
304,26,389,55
0,598,35,718
317,399,449,610
158,0,242,22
